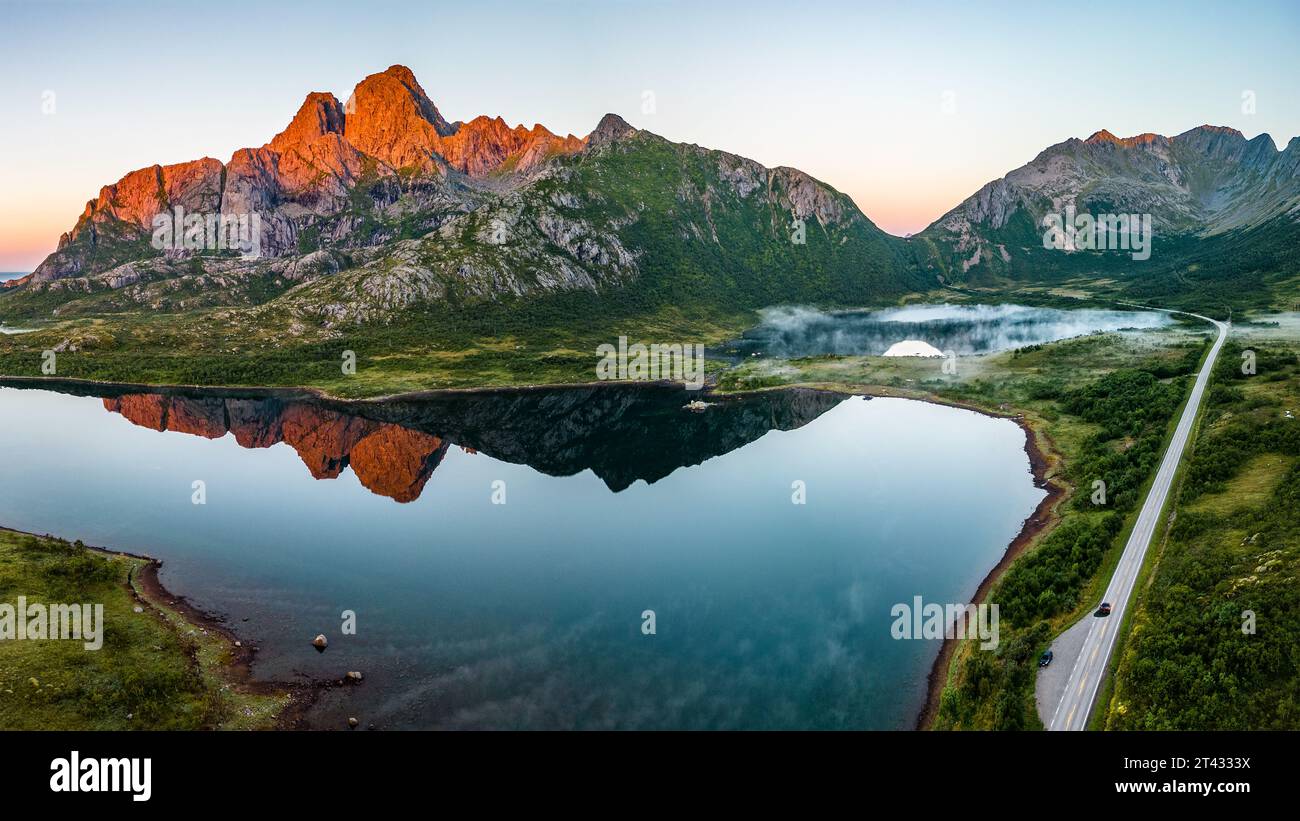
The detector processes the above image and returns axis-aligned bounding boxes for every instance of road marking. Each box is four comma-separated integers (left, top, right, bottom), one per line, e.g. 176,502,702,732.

1042,312,1228,731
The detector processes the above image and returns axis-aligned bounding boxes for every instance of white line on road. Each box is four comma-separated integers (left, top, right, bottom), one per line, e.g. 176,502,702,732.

1047,310,1228,731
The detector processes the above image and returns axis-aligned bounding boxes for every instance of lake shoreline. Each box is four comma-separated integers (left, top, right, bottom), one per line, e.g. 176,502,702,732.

0,373,699,404
0,524,318,729
727,384,1070,730
914,411,1067,730
1,374,1062,731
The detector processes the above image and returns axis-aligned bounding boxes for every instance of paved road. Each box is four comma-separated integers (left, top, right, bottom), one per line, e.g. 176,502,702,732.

1045,311,1228,731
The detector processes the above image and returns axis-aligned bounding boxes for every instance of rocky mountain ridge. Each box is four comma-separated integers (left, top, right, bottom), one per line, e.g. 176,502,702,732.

33,66,587,284
17,65,908,326
920,124,1300,278
11,66,1299,325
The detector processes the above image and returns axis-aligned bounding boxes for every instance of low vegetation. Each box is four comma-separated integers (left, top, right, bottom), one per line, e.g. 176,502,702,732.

1106,340,1300,728
0,529,291,730
0,293,751,397
715,320,1213,729
934,365,1196,729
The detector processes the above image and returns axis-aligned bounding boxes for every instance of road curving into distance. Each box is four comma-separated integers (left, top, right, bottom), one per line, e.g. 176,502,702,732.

1045,310,1229,731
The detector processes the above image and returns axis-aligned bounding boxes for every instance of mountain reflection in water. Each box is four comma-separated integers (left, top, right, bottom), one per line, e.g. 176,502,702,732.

0,380,1044,729
93,385,846,502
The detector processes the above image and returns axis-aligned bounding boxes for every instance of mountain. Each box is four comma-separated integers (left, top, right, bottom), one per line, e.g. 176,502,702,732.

94,383,844,499
5,65,1299,385
914,125,1300,289
13,65,918,327
27,66,587,284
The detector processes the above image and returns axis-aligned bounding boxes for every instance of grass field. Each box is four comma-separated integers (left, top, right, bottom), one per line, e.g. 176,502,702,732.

0,296,753,398
0,529,292,730
1104,329,1300,729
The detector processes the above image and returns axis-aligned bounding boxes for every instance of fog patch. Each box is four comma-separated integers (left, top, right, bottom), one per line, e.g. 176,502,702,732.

736,303,1171,358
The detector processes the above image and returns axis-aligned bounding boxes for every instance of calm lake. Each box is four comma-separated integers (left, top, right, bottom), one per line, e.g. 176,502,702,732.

732,303,1171,358
0,382,1043,729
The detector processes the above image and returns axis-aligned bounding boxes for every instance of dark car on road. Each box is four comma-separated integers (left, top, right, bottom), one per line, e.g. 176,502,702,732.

1039,650,1054,667
1096,602,1112,617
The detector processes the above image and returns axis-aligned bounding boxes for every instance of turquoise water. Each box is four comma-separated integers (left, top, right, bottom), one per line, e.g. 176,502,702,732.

0,383,1042,729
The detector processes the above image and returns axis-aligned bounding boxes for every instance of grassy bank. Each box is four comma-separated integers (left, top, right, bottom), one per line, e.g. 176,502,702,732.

714,322,1213,729
0,282,1145,400
0,295,754,398
1105,336,1300,728
0,529,294,730
929,340,1204,729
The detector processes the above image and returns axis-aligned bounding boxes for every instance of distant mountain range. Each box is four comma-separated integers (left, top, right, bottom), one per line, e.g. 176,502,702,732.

7,65,1299,323
915,125,1300,287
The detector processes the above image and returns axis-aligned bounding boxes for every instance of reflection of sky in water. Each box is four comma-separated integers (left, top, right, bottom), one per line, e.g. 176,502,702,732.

737,303,1171,357
0,388,1042,729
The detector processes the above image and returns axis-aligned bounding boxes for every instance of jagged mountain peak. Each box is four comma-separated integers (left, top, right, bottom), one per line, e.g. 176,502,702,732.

921,121,1300,280
1069,125,1270,154
1084,129,1165,148
342,66,458,169
1175,123,1246,141
29,65,605,283
1080,125,1251,148
587,113,636,148
362,64,456,136
1084,128,1119,144
20,65,911,319
270,91,347,153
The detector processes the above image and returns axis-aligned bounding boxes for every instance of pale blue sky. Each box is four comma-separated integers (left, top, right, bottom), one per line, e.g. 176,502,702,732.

1,0,1297,269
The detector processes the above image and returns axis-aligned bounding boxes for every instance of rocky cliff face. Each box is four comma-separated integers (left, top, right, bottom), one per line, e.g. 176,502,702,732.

919,125,1300,279
17,65,912,324
30,65,588,285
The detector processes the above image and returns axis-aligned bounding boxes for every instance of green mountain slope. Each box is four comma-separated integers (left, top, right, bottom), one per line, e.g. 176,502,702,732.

911,127,1300,312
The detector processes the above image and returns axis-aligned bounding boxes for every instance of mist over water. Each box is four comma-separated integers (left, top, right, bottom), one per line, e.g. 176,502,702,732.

734,304,1171,358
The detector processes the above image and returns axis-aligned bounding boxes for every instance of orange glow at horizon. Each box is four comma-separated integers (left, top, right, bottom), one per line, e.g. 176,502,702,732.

0,203,78,271
0,170,986,271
